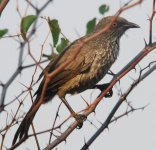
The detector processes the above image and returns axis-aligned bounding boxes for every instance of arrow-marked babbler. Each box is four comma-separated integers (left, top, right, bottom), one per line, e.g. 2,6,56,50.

12,16,139,145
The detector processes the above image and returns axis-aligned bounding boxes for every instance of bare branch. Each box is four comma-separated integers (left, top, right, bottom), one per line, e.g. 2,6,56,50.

0,0,9,14
81,59,156,150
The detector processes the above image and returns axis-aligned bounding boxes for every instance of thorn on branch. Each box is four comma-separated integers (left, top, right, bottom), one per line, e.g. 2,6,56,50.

107,70,116,77
0,80,4,86
80,95,90,107
144,38,148,47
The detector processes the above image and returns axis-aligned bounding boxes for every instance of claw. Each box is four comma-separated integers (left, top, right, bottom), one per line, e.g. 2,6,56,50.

96,83,113,98
105,88,113,98
73,114,86,129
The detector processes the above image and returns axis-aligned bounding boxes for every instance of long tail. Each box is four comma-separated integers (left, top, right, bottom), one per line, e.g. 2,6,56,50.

12,97,41,145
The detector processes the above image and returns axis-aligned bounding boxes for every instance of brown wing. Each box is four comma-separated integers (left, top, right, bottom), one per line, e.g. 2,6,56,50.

34,39,96,100
37,41,77,81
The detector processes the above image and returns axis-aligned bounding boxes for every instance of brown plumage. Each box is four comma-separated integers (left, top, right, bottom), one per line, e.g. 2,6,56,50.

12,16,139,145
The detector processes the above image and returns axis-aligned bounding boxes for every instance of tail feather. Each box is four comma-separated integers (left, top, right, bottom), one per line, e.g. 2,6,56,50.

12,99,39,145
12,89,56,145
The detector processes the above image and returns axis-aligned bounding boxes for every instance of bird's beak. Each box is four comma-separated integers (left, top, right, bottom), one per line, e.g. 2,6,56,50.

124,21,140,28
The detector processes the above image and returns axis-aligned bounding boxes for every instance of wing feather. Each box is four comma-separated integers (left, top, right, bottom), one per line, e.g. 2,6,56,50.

34,39,96,98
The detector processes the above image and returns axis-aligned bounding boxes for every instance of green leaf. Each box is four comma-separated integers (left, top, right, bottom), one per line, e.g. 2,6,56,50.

86,18,96,35
99,4,109,15
0,29,8,37
56,38,69,53
20,15,37,41
48,19,60,47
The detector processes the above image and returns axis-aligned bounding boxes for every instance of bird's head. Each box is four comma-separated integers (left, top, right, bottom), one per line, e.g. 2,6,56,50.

94,16,140,38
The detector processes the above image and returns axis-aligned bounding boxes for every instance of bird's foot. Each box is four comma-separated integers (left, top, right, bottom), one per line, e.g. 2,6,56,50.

73,114,86,129
105,88,113,98
95,83,113,98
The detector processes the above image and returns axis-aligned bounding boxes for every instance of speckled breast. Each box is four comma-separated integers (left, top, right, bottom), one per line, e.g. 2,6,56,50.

67,40,119,95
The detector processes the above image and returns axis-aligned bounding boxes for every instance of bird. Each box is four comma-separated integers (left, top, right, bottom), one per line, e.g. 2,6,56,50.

12,16,139,145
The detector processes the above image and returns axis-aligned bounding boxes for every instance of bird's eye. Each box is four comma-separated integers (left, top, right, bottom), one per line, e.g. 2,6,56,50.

112,23,117,27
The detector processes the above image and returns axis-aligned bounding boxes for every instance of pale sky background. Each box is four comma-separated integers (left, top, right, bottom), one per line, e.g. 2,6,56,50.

0,0,156,150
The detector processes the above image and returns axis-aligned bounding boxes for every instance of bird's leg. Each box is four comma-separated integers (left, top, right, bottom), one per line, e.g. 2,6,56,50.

92,83,113,98
60,97,86,128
